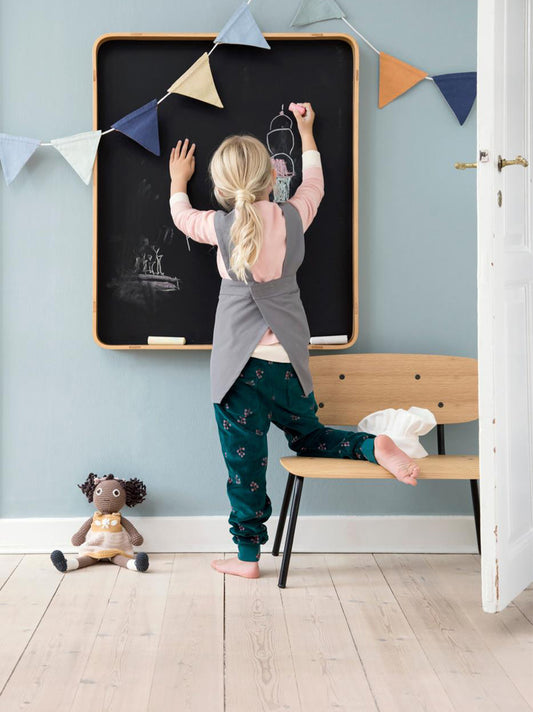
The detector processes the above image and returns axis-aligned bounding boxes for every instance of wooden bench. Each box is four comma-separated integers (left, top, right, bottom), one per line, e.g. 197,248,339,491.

271,354,479,588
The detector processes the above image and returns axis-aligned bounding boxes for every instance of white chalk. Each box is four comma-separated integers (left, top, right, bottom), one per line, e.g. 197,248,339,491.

148,336,187,345
310,335,348,345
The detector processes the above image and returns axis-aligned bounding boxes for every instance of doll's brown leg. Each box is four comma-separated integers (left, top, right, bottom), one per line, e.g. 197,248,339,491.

77,555,100,568
51,550,100,572
111,552,149,572
110,554,130,568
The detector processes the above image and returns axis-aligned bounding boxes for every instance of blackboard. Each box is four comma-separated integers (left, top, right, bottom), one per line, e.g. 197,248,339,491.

93,33,359,349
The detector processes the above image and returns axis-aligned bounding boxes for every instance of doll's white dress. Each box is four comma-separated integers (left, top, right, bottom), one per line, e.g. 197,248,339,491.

79,511,135,559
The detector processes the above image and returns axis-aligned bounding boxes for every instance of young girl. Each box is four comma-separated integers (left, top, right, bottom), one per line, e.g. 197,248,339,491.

169,103,420,579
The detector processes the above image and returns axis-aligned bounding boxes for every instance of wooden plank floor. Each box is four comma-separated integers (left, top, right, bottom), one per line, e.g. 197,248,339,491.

1,553,532,712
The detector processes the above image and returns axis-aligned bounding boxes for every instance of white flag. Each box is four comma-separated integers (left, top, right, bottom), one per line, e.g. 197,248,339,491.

51,130,102,184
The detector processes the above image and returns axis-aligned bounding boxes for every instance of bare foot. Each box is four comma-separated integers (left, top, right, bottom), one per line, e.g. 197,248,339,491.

211,557,260,578
374,434,420,486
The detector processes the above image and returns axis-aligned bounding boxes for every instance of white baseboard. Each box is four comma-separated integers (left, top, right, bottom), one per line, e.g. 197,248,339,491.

0,515,479,554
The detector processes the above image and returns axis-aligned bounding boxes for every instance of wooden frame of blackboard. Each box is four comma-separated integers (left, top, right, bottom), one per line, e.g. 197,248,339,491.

92,32,359,350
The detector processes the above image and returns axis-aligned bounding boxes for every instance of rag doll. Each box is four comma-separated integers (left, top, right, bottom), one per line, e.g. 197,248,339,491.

50,472,149,572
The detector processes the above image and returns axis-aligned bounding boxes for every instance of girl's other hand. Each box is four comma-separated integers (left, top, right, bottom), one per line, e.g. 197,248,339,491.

169,138,196,184
290,102,315,134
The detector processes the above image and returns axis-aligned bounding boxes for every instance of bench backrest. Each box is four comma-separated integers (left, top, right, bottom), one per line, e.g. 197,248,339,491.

309,354,478,425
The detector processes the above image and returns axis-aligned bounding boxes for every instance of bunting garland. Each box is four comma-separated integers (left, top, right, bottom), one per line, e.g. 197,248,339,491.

0,134,41,185
432,72,477,126
291,0,344,27
168,53,224,108
215,2,271,49
111,99,161,155
50,130,102,184
0,0,476,187
378,52,427,109
292,0,477,122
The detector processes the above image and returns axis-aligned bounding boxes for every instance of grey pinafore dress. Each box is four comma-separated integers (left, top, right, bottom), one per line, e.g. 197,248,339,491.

211,201,313,404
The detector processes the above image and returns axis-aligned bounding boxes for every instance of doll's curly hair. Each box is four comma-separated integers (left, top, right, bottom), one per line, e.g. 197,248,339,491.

78,473,147,507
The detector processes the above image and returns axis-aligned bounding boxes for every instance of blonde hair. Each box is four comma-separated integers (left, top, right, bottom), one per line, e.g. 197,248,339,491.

209,135,273,282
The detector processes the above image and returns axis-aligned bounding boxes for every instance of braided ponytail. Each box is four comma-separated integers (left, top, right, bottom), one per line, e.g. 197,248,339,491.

209,135,273,282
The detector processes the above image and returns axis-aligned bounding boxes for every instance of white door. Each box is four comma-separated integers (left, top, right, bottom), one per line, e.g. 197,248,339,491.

477,0,533,612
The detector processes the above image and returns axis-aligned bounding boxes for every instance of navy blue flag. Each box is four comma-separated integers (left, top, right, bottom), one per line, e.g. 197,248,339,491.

432,72,477,125
111,98,160,155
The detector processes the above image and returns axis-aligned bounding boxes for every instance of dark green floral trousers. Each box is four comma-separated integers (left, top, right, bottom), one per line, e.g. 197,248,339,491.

213,357,377,562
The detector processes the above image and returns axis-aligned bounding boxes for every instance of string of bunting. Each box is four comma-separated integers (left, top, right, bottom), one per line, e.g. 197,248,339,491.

292,0,476,121
0,0,476,187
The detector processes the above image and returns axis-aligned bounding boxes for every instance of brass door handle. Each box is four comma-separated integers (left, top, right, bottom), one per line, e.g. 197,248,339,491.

455,161,477,170
498,154,528,171
455,155,529,171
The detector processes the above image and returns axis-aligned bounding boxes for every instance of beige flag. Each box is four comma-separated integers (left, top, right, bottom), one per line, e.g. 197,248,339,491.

168,53,223,108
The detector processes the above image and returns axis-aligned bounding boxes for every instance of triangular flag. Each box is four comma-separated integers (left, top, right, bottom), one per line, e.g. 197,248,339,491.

0,133,41,185
111,98,160,155
51,130,102,185
432,72,477,125
168,53,223,109
378,52,428,108
290,0,345,26
215,2,270,49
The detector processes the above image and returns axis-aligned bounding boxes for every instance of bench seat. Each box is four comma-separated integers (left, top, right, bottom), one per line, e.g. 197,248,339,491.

280,454,480,480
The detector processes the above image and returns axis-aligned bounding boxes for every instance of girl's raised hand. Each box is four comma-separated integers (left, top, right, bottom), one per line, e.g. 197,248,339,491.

169,138,196,184
290,102,315,134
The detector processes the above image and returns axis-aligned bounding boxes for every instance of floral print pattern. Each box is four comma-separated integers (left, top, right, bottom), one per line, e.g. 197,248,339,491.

213,357,376,562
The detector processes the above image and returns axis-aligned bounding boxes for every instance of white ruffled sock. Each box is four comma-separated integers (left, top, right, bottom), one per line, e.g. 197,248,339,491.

66,559,79,571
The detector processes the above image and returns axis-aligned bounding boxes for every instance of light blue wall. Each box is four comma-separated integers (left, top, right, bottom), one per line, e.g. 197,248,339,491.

0,1,477,519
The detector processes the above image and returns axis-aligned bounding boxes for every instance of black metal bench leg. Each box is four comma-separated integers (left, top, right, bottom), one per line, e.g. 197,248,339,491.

272,473,295,557
278,476,304,589
470,479,481,554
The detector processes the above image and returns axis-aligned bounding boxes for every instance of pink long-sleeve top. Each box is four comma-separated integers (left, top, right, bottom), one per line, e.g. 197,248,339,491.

169,149,324,351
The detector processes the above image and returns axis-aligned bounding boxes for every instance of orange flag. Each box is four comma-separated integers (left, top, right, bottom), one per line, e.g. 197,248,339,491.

168,53,223,109
378,52,427,108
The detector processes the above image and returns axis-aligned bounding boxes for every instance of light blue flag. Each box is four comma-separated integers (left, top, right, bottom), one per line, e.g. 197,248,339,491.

291,0,345,26
215,2,270,49
0,133,41,185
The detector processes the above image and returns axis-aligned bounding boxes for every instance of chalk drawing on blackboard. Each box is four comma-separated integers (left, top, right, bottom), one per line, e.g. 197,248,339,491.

105,176,183,309
107,229,181,309
134,244,179,291
266,105,297,202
